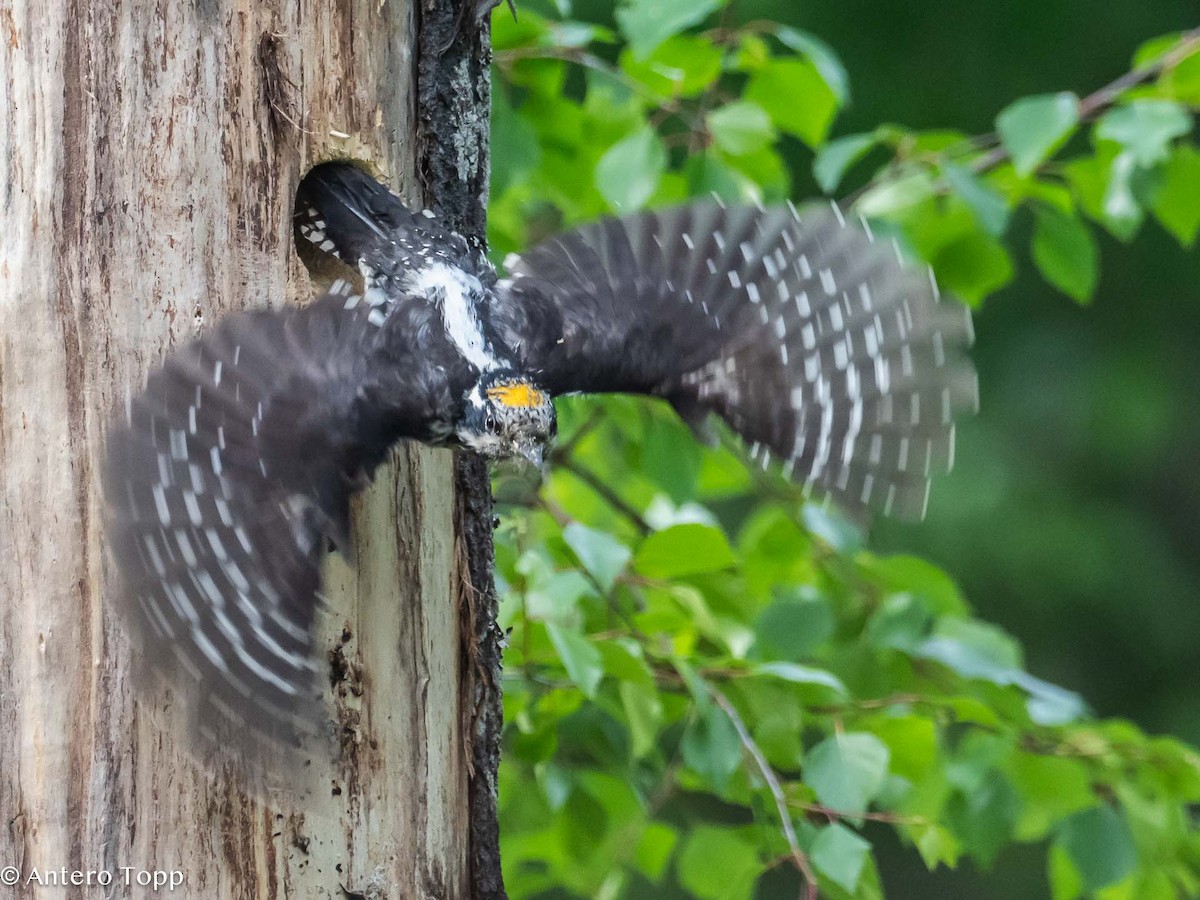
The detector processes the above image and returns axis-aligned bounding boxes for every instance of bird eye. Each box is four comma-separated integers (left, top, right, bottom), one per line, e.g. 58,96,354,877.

485,414,497,432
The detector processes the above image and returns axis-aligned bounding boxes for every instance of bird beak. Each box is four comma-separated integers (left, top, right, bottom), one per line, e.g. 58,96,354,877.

517,443,545,470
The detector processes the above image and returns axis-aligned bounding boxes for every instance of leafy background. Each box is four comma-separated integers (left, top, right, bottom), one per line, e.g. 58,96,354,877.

484,1,1200,897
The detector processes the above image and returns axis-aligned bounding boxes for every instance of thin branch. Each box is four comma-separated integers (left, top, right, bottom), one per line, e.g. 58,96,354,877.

845,27,1200,207
806,693,928,713
971,26,1200,176
553,456,652,535
791,799,928,827
711,687,820,900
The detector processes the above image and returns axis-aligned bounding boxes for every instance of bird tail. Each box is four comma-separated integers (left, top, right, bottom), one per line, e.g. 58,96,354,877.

295,162,435,264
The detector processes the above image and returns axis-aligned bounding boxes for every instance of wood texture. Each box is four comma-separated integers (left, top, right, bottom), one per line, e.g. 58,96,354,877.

0,0,490,896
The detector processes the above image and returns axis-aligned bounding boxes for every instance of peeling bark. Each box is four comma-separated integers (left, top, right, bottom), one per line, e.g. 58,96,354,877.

0,0,500,897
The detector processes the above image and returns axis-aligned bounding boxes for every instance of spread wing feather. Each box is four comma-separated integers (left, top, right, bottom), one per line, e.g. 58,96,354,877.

497,201,978,520
104,282,420,783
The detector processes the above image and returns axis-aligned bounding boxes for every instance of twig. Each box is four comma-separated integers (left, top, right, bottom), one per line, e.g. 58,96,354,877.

973,26,1200,175
554,457,652,535
711,687,820,900
792,800,928,827
807,692,928,713
845,27,1200,207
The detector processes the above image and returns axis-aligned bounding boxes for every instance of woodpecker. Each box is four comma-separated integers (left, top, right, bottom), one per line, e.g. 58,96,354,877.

104,162,977,769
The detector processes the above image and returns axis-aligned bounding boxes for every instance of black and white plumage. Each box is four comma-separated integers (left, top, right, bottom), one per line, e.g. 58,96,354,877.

104,162,976,770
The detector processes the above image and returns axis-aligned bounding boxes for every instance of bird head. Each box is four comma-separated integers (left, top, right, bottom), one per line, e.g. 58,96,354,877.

458,372,556,467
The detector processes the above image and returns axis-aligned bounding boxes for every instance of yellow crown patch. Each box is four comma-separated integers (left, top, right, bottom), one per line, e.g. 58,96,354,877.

486,382,546,409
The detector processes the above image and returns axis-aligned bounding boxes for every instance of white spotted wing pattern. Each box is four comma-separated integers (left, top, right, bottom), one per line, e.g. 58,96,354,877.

104,280,411,776
106,162,977,783
498,200,977,520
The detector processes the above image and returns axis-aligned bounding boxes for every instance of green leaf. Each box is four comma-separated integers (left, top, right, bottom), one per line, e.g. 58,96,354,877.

1151,143,1200,246
943,164,1009,235
805,732,891,815
524,570,593,622
745,58,839,149
811,824,871,892
753,595,835,661
747,688,803,767
865,593,933,653
722,145,791,201
916,825,961,870
856,171,936,218
634,523,736,578
870,715,938,781
801,503,863,553
775,27,851,103
676,827,761,900
1049,843,1085,900
1064,147,1144,241
915,622,1085,725
1133,31,1187,67
546,624,604,697
707,101,776,156
642,418,704,501
1016,672,1086,726
1162,47,1200,103
813,133,876,193
996,92,1080,176
1096,99,1190,166
633,822,678,883
684,153,763,204
734,32,771,72
596,637,655,689
550,20,615,49
932,229,1014,306
618,34,723,98
674,657,713,711
1056,806,1138,891
563,522,632,592
1103,150,1145,241
946,769,1020,866
859,554,969,615
595,126,667,211
1031,207,1099,302
534,761,572,811
916,619,1021,677
615,0,723,61
1008,753,1095,840
682,702,743,791
490,7,551,51
752,662,847,695
619,681,663,759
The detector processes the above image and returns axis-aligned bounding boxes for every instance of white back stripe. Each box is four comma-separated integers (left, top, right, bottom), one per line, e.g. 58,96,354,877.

407,262,498,371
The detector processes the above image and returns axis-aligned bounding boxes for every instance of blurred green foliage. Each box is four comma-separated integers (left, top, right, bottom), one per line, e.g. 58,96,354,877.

486,2,1200,897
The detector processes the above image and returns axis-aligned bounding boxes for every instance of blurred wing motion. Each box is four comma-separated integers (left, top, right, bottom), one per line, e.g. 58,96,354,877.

497,202,978,520
104,282,412,777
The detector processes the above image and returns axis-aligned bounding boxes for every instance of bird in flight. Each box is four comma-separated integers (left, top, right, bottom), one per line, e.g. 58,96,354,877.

104,162,977,772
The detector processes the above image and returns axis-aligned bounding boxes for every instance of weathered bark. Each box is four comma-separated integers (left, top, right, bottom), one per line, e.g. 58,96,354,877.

0,0,501,897
415,5,507,898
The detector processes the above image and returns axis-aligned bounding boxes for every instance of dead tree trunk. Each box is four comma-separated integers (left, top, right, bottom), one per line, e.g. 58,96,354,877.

0,0,503,897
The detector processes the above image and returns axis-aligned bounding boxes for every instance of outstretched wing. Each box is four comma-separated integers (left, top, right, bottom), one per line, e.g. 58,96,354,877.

495,201,977,520
104,282,420,781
